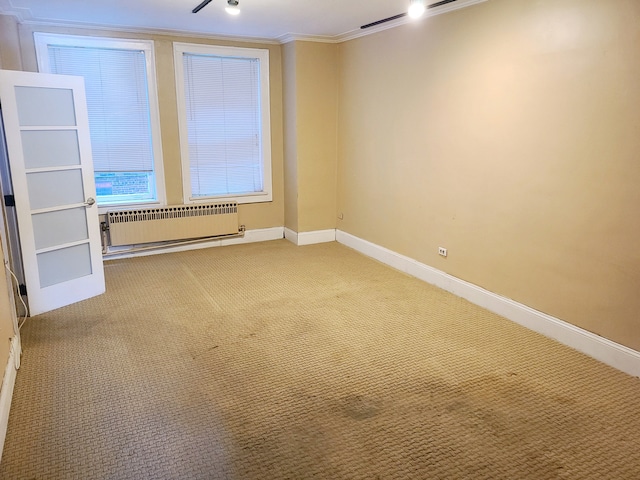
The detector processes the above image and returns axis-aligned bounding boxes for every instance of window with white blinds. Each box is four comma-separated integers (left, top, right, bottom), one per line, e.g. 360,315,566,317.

34,33,165,208
174,43,272,204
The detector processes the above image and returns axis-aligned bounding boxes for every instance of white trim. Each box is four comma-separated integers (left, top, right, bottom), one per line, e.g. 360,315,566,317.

333,0,488,43
220,227,283,246
103,227,284,261
277,33,340,45
23,20,280,45
98,200,163,216
336,230,640,378
284,227,298,245
285,228,336,246
0,6,28,23
0,336,20,462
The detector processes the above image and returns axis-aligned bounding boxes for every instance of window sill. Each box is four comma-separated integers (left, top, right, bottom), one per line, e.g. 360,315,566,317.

98,201,164,215
184,192,272,205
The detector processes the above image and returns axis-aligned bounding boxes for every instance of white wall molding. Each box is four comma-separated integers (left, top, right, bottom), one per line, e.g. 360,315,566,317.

0,335,20,461
284,227,299,245
19,19,280,45
336,230,640,378
104,226,285,261
220,227,284,246
0,1,30,23
330,0,489,43
277,33,340,45
284,228,336,246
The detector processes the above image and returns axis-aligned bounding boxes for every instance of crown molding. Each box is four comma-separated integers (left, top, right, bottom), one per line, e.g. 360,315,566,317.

0,0,31,23
278,0,487,44
18,19,280,45
277,33,340,45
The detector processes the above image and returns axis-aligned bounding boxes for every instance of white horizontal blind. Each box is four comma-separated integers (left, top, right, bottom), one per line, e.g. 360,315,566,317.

47,45,154,174
182,53,263,197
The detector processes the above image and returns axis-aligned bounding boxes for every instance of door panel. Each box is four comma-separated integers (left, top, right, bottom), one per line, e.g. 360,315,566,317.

32,208,88,250
26,170,85,209
22,130,81,168
37,243,92,288
15,86,76,126
0,69,104,316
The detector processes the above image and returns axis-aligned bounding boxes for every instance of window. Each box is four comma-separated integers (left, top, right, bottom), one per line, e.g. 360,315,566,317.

34,33,165,208
173,43,272,204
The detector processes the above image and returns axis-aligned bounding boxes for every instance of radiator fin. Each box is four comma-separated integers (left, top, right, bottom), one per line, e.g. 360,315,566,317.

107,203,238,246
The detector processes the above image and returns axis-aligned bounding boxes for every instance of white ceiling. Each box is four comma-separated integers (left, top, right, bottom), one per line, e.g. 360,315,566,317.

0,0,417,41
0,0,485,42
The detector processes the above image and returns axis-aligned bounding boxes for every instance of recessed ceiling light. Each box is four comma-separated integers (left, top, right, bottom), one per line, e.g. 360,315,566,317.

225,0,240,15
408,0,426,19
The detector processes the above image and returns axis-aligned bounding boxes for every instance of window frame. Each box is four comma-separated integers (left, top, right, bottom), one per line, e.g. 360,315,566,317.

33,32,166,213
173,42,272,205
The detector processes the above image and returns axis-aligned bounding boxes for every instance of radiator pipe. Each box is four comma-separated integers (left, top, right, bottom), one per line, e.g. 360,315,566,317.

103,226,246,258
100,221,109,255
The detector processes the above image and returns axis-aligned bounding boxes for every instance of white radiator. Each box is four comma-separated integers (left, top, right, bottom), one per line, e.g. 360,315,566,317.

107,203,239,246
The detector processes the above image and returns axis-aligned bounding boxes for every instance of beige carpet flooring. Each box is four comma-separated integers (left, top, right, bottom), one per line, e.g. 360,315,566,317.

1,240,639,479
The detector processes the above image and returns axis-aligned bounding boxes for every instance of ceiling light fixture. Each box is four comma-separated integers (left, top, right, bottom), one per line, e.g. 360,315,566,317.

361,0,460,29
225,0,240,15
408,0,426,19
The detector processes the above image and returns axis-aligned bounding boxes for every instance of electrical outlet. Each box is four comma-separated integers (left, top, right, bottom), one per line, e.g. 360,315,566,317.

438,247,447,257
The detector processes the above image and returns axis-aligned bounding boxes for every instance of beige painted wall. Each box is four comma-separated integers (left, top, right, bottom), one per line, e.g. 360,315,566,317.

337,0,640,350
295,41,337,232
282,42,299,232
0,14,20,383
0,15,23,70
283,41,337,233
0,238,14,374
15,23,285,230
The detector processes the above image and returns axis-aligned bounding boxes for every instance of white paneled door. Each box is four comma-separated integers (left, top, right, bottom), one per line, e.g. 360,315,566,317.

0,70,104,316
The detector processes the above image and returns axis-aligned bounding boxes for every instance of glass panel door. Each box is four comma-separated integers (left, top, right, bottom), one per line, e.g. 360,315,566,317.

0,70,104,316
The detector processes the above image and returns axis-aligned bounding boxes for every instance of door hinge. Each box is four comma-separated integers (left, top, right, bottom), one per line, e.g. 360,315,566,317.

18,284,27,296
4,195,15,207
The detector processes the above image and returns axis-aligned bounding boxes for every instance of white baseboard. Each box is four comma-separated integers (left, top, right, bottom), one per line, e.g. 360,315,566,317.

284,227,298,244
219,227,285,247
284,228,336,246
336,230,640,378
104,227,285,261
0,335,20,462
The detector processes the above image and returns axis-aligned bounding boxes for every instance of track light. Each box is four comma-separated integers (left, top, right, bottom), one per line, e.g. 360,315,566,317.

225,0,240,15
408,0,426,19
